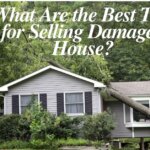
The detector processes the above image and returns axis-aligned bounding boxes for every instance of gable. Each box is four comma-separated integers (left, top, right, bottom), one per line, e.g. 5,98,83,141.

0,65,105,92
7,70,97,94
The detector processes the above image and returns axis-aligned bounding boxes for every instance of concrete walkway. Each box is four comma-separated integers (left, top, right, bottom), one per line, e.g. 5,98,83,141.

61,146,99,150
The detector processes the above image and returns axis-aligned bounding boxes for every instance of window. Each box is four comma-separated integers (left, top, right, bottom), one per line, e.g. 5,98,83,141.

133,100,150,122
20,95,38,114
65,93,84,115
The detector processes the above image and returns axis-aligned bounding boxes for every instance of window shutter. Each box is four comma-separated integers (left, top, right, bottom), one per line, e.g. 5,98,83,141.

57,93,64,116
85,92,92,115
40,94,47,110
12,95,19,114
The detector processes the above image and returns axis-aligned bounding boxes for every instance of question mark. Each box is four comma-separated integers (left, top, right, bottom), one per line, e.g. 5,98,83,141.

105,41,114,56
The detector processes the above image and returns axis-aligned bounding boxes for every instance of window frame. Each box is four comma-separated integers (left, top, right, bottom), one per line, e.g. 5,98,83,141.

19,93,40,114
124,97,150,127
64,92,85,116
131,97,150,123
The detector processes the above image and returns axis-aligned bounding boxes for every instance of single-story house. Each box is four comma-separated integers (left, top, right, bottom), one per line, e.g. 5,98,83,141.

0,65,105,116
0,65,149,138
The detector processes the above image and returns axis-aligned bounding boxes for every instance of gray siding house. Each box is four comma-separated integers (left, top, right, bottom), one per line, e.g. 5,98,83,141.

0,65,150,138
0,65,105,116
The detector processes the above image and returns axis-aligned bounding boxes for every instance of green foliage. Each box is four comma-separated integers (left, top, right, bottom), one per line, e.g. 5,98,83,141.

21,100,55,140
57,138,91,146
0,137,58,149
0,115,20,141
53,113,82,139
0,2,112,87
18,116,31,140
83,112,115,141
19,101,58,149
0,140,31,149
30,134,58,149
0,2,150,85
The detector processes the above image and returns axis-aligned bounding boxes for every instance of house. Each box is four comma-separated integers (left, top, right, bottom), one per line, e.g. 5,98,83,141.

105,81,150,138
0,65,105,116
0,65,149,138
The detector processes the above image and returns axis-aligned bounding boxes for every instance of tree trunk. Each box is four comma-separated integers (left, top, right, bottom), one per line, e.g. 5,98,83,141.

108,88,150,116
140,137,145,150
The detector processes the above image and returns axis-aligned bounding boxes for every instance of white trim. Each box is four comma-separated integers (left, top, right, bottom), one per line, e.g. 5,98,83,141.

132,127,135,138
131,97,150,101
123,104,126,124
0,65,105,92
19,95,21,114
98,90,101,113
126,122,150,128
64,92,85,116
130,108,133,123
126,97,150,127
19,93,40,114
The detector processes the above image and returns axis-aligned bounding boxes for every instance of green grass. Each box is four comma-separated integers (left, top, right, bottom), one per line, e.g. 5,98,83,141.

57,138,91,146
57,138,104,148
0,138,149,149
0,140,32,149
118,137,150,143
0,138,101,149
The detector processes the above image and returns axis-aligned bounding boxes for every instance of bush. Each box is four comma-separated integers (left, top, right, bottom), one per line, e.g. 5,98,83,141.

53,113,82,139
21,100,55,140
83,111,115,141
0,114,20,141
30,134,58,149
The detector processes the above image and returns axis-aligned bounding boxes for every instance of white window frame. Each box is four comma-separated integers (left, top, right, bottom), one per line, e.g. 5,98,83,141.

19,93,40,114
124,97,150,127
64,92,85,116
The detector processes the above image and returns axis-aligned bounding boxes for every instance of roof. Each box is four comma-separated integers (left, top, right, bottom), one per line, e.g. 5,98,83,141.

110,81,150,96
0,65,105,92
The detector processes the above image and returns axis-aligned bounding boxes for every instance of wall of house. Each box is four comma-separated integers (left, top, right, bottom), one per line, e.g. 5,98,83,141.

4,70,102,115
105,101,150,138
105,101,132,138
134,128,150,137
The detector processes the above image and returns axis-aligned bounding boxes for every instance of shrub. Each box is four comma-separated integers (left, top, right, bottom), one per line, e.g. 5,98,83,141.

30,134,58,149
21,100,55,140
53,113,82,139
18,116,31,140
83,111,115,141
0,114,20,141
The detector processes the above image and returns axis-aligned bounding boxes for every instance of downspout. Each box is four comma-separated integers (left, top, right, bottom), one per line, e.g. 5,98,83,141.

0,94,5,115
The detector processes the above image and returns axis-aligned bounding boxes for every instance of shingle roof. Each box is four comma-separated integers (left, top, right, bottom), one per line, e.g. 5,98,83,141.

110,81,150,96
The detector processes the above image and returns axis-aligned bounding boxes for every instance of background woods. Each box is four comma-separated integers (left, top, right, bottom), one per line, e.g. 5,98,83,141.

0,2,150,86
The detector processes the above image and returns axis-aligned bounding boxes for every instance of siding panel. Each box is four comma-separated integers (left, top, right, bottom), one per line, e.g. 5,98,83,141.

105,101,132,138
134,128,150,137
